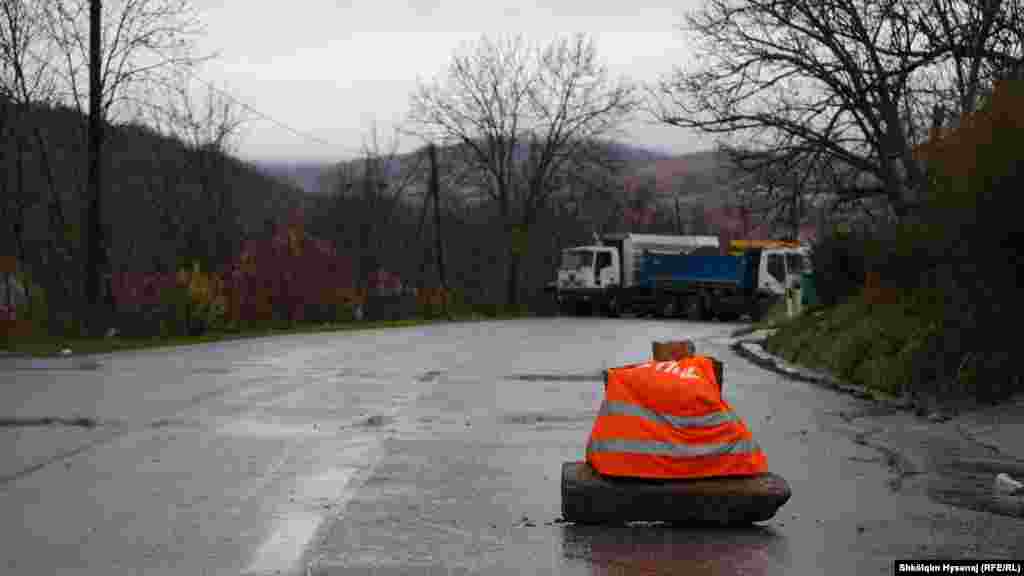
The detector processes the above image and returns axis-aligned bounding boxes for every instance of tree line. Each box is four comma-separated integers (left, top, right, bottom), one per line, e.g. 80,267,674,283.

3,0,1020,343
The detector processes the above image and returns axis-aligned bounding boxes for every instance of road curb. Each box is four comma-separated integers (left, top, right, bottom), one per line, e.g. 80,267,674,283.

729,338,913,412
731,337,1024,519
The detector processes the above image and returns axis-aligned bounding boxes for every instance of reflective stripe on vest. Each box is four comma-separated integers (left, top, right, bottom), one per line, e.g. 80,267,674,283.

585,355,768,479
599,400,741,428
586,437,761,459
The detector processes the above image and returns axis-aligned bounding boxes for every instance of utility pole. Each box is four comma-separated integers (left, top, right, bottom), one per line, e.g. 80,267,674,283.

86,0,106,336
428,143,448,317
673,191,682,234
791,172,800,242
415,171,431,289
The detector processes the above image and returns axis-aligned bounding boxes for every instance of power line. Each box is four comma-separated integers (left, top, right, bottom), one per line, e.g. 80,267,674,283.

142,45,365,158
15,39,368,159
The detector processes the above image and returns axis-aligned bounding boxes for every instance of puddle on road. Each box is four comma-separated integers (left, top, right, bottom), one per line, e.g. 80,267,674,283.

503,412,591,426
7,359,104,371
417,370,443,383
0,416,103,428
190,367,234,376
216,418,340,438
360,415,394,428
505,373,604,383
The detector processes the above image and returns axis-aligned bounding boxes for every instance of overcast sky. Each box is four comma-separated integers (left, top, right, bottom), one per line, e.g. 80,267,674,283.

189,0,711,162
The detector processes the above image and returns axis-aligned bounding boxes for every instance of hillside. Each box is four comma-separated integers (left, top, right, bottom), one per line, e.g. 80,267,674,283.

251,142,725,202
248,160,336,195
1,98,309,278
630,149,739,208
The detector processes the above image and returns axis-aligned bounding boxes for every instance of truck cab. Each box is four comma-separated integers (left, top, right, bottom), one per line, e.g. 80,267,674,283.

757,247,811,298
555,246,620,308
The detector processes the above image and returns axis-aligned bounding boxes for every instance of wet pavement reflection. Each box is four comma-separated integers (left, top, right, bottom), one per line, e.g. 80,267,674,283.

561,523,790,575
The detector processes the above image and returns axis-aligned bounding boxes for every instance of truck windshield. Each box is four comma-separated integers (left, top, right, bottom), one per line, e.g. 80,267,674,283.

561,250,594,270
785,253,806,274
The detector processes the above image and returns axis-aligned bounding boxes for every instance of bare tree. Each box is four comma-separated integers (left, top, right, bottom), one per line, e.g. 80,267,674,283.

43,0,205,121
0,0,80,323
1,0,54,267
651,0,1023,222
410,34,636,307
42,0,206,330
158,72,247,269
321,125,426,293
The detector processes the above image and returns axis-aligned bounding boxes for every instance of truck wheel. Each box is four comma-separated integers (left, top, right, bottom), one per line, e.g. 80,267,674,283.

655,294,676,318
686,295,705,321
718,310,741,322
559,300,575,317
748,301,763,322
603,295,620,318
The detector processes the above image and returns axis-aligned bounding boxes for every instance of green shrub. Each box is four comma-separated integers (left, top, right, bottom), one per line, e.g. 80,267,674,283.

809,229,868,307
334,302,357,322
157,285,191,337
13,270,49,332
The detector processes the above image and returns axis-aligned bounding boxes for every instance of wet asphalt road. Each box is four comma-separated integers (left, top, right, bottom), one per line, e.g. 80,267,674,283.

1,318,1021,575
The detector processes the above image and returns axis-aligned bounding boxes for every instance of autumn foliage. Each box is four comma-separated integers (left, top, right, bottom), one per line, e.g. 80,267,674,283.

110,209,362,335
807,79,1024,403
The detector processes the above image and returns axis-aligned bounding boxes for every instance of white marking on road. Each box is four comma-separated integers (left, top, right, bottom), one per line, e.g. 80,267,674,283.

298,466,361,503
245,509,322,575
242,372,438,575
243,456,373,576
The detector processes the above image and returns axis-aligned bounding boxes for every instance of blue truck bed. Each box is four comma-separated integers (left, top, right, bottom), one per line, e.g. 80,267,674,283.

639,252,754,291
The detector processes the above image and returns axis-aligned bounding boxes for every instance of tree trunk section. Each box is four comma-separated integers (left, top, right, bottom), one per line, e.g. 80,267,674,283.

561,462,791,525
506,249,521,308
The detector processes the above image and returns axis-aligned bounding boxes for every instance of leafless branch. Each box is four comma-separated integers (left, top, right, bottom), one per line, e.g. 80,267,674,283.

650,0,1022,222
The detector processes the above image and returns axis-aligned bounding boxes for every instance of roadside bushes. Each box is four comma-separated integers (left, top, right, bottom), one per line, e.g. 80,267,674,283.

764,292,939,397
768,79,1024,406
111,264,226,338
808,227,868,308
224,211,358,328
905,79,1024,403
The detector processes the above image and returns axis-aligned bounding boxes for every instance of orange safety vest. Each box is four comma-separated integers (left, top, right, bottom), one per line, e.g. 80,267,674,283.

586,355,767,479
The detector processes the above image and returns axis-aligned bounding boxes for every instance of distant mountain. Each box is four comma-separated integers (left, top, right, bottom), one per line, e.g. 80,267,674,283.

604,141,676,163
250,160,337,195
628,149,743,210
251,141,677,196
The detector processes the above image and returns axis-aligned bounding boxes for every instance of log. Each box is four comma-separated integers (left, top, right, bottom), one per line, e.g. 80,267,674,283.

652,340,695,361
650,340,723,392
561,461,791,526
0,255,16,274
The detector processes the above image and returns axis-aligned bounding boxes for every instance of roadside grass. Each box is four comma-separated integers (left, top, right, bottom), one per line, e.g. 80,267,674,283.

761,290,941,398
1,308,541,358
755,300,792,329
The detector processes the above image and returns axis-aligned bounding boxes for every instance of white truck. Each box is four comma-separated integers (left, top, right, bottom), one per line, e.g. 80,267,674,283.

549,233,809,320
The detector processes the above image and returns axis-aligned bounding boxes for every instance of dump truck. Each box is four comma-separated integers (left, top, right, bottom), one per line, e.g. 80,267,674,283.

727,239,804,256
550,234,720,317
551,233,809,320
643,246,809,321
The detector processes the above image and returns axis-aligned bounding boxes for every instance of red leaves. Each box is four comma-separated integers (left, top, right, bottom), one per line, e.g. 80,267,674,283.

112,219,357,327
111,271,178,309
222,222,356,324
